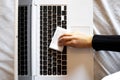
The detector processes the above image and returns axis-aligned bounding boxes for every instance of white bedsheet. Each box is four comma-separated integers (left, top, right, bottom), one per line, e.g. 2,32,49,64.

0,0,120,80
94,0,120,80
0,0,16,80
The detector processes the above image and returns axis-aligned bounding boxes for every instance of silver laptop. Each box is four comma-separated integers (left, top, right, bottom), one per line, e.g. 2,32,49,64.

18,0,93,80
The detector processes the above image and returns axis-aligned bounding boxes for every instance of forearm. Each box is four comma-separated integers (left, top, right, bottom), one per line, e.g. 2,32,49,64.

92,35,120,52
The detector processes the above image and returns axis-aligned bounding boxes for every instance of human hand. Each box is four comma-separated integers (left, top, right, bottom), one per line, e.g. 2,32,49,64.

58,33,93,48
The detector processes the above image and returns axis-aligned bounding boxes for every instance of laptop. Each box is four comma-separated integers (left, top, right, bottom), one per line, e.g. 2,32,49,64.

18,0,93,80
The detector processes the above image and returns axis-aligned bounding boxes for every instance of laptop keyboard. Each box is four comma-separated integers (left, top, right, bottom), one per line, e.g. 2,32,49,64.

40,5,67,75
18,6,28,75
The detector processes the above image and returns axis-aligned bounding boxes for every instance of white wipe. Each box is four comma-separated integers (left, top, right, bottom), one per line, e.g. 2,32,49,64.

102,71,120,80
49,27,67,52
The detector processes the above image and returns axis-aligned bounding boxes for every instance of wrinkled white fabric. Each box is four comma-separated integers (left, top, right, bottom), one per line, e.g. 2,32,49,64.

0,0,16,80
0,0,120,80
94,0,120,80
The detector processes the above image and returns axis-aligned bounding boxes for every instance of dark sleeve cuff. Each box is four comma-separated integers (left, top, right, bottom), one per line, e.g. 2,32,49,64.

92,35,120,52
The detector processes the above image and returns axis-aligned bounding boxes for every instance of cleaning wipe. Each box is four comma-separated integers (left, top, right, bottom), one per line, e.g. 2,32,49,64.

102,71,120,80
49,27,68,52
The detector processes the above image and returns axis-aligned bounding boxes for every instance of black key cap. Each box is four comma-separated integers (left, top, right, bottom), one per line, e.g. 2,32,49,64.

57,70,61,75
48,16,52,20
43,41,47,45
53,67,56,75
40,71,42,75
53,24,56,28
48,25,51,29
57,17,61,21
43,13,47,17
43,66,47,70
53,15,56,18
40,6,42,10
43,56,47,60
43,37,47,40
40,11,42,15
53,62,56,66
57,22,61,26
62,61,67,65
62,71,67,75
64,6,67,10
48,11,52,15
53,52,56,56
62,21,66,25
57,65,61,75
48,54,52,59
43,61,47,65
48,6,52,11
40,46,42,50
48,64,52,68
57,6,61,16
62,66,67,70
48,68,52,75
57,65,61,70
43,6,47,12
53,19,56,23
43,71,47,75
48,21,52,25
40,21,42,25
43,51,47,55
53,6,56,13
62,25,66,29
43,46,47,50
48,59,51,64
62,11,66,15
53,58,56,61
40,55,42,60
57,55,61,59
57,60,61,64
43,18,47,22
62,47,67,54
62,55,67,60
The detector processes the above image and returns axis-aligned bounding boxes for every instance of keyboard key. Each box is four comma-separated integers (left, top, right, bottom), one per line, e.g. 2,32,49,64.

48,64,52,68
57,6,61,16
53,6,56,13
64,6,67,10
57,60,61,64
62,66,67,70
40,71,42,75
53,67,56,75
48,59,52,64
48,6,52,11
62,61,67,65
62,11,66,15
48,68,52,75
48,11,52,15
62,71,67,75
53,62,56,66
43,71,47,75
43,6,47,12
57,55,61,59
62,55,67,60
43,66,47,70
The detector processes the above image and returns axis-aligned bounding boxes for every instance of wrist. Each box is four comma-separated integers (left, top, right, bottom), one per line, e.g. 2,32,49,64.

87,35,93,48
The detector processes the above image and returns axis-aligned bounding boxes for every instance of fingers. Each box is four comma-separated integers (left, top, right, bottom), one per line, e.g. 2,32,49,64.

59,33,72,39
59,39,72,46
59,40,75,47
59,35,74,46
63,40,73,46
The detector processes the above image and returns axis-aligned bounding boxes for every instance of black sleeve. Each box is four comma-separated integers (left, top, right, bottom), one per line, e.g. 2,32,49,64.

92,35,120,52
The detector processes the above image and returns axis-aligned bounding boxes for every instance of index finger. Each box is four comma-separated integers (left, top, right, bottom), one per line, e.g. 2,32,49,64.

59,33,72,39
